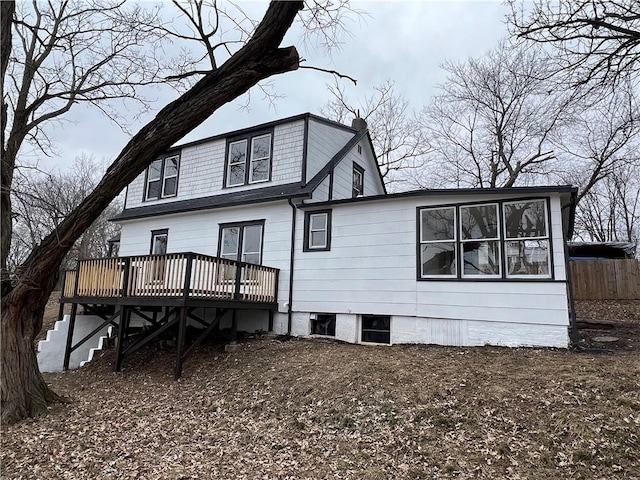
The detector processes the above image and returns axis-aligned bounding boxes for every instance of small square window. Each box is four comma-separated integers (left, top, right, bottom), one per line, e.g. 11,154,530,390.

361,315,390,344
311,314,336,336
304,210,331,251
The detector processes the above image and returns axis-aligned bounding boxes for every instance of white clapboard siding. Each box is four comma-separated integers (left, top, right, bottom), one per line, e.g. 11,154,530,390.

126,120,305,209
292,193,570,331
331,143,385,200
118,201,293,305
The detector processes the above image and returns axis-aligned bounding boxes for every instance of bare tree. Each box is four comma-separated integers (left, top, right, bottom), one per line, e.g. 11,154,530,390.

573,164,640,244
553,81,640,203
321,79,428,189
509,0,640,90
1,1,357,424
414,41,572,189
9,156,122,271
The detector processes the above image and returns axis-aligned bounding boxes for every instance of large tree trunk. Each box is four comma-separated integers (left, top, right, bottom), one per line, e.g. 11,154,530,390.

1,1,303,425
1,274,66,424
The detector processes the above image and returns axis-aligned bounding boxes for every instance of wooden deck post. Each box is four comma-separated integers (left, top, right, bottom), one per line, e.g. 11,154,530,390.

231,309,238,342
62,302,79,370
268,309,274,332
175,254,194,380
114,306,129,372
174,307,188,380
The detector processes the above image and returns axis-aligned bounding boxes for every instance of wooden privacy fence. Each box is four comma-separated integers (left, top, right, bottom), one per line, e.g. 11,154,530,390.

571,259,640,300
61,253,279,304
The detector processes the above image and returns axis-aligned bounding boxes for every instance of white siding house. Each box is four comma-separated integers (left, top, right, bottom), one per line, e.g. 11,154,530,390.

111,112,578,349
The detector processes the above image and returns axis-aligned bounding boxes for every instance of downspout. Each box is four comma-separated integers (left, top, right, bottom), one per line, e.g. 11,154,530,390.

287,198,297,336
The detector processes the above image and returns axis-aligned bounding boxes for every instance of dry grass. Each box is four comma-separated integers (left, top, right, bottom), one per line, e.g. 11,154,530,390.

3,335,639,479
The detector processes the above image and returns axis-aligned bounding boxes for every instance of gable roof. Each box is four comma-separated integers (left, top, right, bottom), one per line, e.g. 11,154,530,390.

113,122,381,221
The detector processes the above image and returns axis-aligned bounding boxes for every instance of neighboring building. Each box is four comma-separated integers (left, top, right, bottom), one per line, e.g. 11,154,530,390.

54,113,578,377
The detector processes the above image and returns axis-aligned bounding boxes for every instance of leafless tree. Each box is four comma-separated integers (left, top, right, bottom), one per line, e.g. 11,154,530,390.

1,0,358,424
509,0,640,90
553,81,640,203
321,79,428,189
413,41,573,189
573,164,640,245
9,156,122,272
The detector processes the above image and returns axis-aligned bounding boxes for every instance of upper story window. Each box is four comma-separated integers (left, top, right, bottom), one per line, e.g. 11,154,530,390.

145,155,179,201
418,198,551,280
304,210,332,252
226,131,272,187
352,163,364,198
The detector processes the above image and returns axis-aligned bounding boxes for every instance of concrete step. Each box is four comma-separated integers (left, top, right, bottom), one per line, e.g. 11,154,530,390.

37,315,113,372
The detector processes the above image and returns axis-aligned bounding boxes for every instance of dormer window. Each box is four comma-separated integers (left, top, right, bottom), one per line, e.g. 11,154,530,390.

225,131,272,187
352,163,364,198
145,155,179,201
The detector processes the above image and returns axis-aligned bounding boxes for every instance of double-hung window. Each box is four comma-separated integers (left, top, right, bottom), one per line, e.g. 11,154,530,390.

418,198,552,280
145,156,179,201
503,200,550,277
460,203,500,277
219,222,264,265
419,207,457,277
226,132,272,187
304,210,331,251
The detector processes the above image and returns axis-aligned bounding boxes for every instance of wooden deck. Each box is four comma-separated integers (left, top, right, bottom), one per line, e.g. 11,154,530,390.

60,253,280,379
61,253,279,308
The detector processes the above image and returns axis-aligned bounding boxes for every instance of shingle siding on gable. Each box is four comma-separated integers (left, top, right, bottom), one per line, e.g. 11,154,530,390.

125,120,305,209
305,119,354,182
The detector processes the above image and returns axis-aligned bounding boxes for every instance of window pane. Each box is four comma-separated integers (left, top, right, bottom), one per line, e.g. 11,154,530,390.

506,240,550,276
165,157,178,177
243,225,262,255
242,252,260,265
311,314,336,336
146,180,161,200
461,204,498,239
311,231,326,248
229,141,247,164
252,135,271,159
250,158,269,182
163,177,177,197
504,200,547,238
229,164,245,186
310,213,327,230
362,315,390,344
421,208,455,241
421,243,456,276
221,227,240,258
462,240,500,276
152,234,167,255
148,160,162,180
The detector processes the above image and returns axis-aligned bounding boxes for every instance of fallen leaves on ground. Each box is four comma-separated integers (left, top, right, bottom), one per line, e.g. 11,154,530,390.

3,335,639,479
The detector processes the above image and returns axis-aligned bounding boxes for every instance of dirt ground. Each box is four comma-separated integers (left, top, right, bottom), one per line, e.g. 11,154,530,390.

574,300,640,351
3,300,639,479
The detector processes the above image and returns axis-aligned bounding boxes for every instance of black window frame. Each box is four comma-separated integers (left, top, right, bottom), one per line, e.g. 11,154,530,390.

303,209,332,252
416,197,555,282
149,229,169,255
352,162,365,198
361,315,391,344
310,313,336,336
224,129,274,188
143,154,180,202
217,220,266,265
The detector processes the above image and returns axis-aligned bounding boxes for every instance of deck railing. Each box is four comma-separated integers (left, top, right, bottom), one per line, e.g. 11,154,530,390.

61,253,279,304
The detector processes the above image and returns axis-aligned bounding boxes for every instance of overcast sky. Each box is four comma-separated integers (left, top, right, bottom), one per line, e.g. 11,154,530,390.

46,1,511,173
